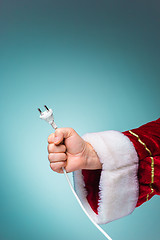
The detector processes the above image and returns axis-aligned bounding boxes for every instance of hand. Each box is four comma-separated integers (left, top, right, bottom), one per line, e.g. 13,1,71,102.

47,128,102,173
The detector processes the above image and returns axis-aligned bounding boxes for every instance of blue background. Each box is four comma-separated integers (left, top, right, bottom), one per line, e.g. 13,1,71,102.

0,1,160,239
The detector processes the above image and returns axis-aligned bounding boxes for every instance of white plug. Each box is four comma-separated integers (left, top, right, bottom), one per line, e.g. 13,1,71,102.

38,105,57,130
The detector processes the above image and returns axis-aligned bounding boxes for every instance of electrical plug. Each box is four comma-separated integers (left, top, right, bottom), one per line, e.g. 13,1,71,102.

38,105,57,130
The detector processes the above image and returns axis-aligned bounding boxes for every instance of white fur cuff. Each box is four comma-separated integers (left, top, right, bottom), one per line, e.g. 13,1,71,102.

73,130,139,224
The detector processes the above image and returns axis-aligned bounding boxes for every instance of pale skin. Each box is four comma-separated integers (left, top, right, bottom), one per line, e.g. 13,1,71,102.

47,128,102,173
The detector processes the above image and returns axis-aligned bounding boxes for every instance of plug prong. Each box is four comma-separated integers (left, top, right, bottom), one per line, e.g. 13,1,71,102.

44,105,49,111
38,108,42,114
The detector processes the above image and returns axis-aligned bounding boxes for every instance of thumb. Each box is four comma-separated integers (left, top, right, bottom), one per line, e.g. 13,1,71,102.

54,128,73,145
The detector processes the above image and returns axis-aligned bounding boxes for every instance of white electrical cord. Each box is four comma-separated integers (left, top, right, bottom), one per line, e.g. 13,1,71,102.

62,168,112,240
38,106,112,240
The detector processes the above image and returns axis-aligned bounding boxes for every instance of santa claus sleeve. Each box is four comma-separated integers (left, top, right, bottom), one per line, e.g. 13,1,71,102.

73,118,160,225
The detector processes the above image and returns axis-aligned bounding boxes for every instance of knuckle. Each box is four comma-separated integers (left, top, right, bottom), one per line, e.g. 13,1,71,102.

50,163,55,171
48,143,55,153
68,127,74,132
48,135,51,143
48,153,53,162
48,133,54,143
47,144,50,153
67,127,75,137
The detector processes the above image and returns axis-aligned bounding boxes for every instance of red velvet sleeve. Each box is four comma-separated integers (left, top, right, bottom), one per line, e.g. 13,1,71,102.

82,169,101,214
123,118,160,207
81,118,160,215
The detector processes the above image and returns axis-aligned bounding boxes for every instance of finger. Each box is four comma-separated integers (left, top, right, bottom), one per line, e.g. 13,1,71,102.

54,128,74,145
48,144,66,153
48,153,67,163
50,161,67,173
48,133,55,143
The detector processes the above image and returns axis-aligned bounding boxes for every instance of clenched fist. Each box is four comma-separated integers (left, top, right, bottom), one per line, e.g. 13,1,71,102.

47,128,102,173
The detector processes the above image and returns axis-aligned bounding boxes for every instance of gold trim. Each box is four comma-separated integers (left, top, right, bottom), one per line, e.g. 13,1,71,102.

129,130,154,201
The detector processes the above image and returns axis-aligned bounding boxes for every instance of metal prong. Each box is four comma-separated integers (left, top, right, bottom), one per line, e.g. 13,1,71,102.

44,105,49,111
38,108,42,114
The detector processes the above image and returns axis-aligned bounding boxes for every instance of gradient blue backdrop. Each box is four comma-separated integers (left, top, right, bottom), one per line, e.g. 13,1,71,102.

0,1,160,240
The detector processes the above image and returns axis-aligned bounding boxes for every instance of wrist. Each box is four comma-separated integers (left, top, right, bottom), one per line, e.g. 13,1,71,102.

84,142,102,170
